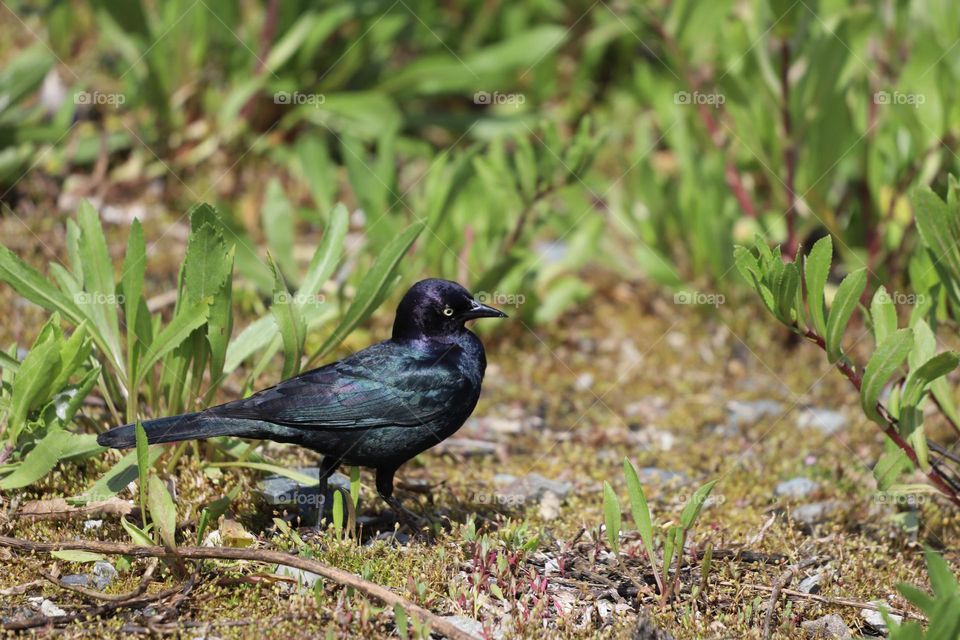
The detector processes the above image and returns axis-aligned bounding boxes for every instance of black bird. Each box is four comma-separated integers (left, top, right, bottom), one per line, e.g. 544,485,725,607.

98,278,506,525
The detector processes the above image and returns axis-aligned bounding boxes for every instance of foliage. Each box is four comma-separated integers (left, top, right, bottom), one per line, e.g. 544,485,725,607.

735,191,960,505
886,548,960,639
603,458,718,603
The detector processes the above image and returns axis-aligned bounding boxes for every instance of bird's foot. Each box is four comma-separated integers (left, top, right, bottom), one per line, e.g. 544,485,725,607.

385,497,432,539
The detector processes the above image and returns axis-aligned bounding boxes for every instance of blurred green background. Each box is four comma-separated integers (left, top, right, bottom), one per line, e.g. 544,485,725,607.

2,0,957,317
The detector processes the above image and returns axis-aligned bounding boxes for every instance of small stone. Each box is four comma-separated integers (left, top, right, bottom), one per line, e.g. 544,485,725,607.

36,599,67,617
791,501,841,525
861,602,901,631
798,573,823,594
493,473,571,506
275,565,322,590
442,615,488,638
574,373,594,391
801,614,851,639
60,574,91,587
256,467,351,524
91,561,118,590
798,408,847,435
776,477,819,499
538,491,562,521
727,399,784,427
634,467,688,485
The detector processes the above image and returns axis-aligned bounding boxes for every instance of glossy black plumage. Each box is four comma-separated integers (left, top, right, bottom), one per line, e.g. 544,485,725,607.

97,279,506,523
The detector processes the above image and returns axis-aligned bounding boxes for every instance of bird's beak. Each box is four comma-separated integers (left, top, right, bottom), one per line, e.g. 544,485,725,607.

462,300,508,320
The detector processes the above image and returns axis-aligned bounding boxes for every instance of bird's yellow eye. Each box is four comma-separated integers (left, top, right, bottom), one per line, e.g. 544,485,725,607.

442,306,454,317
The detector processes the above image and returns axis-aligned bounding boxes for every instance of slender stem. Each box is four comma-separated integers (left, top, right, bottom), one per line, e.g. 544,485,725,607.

801,329,960,507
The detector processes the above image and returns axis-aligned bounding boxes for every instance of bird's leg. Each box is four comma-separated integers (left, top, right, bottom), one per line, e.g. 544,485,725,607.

376,466,427,533
313,455,339,530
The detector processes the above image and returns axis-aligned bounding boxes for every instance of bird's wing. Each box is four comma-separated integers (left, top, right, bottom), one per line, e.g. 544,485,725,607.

211,343,465,429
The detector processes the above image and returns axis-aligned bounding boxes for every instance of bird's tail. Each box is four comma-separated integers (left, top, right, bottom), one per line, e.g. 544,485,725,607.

97,412,270,449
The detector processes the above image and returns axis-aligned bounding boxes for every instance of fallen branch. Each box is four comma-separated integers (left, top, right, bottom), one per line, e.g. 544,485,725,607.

0,535,478,640
721,580,925,622
762,565,796,640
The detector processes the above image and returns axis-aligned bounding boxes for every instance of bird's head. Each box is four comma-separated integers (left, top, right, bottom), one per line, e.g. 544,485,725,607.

392,278,507,340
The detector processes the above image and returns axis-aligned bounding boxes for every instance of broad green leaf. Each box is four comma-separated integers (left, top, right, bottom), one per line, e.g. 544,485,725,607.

223,315,277,373
269,254,304,379
136,297,211,382
51,550,106,563
263,180,298,282
49,322,91,395
870,286,897,345
147,474,177,548
775,262,800,326
804,235,832,336
623,459,655,563
78,447,163,503
77,200,121,362
903,352,960,408
311,222,424,361
0,429,101,489
925,547,959,597
8,337,60,441
332,489,344,534
298,203,348,300
825,268,867,363
680,480,718,530
602,481,621,554
860,329,913,424
0,349,19,373
121,516,155,546
0,246,82,323
122,219,146,392
873,449,912,491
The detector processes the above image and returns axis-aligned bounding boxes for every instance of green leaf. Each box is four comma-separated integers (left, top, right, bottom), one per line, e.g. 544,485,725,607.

269,254,304,379
263,180,298,282
0,429,101,489
602,481,621,554
825,268,867,363
121,515,155,547
136,297,211,383
311,222,424,361
874,449,912,491
775,262,800,326
78,447,163,503
623,459,655,564
122,218,146,390
147,474,177,548
680,480,718,530
0,245,82,323
870,286,897,346
804,235,832,336
298,203,348,300
332,489,344,534
135,420,149,524
51,550,106,563
8,337,61,441
903,351,960,408
860,329,913,424
925,547,959,597
77,200,121,362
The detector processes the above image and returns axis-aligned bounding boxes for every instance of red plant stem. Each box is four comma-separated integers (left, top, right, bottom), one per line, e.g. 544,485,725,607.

780,40,797,260
801,329,960,507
